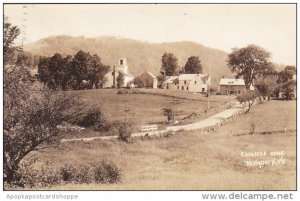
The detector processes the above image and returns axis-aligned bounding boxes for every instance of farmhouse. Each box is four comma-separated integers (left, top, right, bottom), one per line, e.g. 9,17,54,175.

163,74,211,93
162,76,179,90
103,58,135,88
134,71,158,88
219,78,247,95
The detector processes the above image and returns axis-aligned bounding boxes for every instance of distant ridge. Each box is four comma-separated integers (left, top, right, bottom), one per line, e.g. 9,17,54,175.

24,35,233,86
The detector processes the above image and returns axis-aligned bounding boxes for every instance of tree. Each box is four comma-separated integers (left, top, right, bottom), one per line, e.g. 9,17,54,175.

69,50,91,89
184,56,203,74
237,91,258,114
4,17,21,66
4,19,80,184
38,54,72,90
37,57,51,86
277,66,296,100
133,77,144,88
38,51,109,90
255,76,278,101
87,54,109,89
161,52,179,76
162,108,173,123
227,45,273,89
116,72,124,88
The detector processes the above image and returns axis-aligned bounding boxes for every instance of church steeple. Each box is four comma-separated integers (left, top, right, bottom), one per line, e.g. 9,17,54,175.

116,58,128,74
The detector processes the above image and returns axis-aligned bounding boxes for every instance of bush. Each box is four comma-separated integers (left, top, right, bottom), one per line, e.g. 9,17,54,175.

59,164,76,182
5,159,122,189
59,164,92,184
15,160,61,188
118,122,132,143
117,89,130,94
75,108,106,131
93,159,122,184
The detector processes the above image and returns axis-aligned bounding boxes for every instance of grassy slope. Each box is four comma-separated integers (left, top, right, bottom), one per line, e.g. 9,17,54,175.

69,89,235,133
37,100,295,190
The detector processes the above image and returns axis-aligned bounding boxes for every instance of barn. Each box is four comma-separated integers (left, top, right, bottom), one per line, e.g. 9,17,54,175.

134,71,158,88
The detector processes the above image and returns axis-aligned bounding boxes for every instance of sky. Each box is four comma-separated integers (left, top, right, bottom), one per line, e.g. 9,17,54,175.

4,4,296,65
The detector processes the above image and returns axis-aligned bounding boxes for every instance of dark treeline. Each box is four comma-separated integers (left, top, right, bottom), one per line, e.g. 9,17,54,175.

38,50,110,90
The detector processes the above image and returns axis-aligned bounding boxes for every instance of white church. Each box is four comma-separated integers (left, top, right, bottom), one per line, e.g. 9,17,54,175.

102,58,135,88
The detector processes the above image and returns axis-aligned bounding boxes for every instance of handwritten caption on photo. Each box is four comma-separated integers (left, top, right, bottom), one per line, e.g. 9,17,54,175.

241,151,286,168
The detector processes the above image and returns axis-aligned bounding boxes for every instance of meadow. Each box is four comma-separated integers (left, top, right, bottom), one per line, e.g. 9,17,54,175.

68,89,235,134
33,100,296,190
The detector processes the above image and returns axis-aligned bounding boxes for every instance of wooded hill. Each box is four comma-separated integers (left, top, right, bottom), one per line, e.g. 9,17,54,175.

24,35,234,86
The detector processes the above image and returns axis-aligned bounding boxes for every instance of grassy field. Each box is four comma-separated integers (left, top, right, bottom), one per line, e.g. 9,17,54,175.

32,100,296,190
68,89,235,133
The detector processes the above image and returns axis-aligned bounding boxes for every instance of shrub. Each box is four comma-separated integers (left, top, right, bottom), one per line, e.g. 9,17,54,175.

59,164,76,182
75,108,106,131
4,159,122,189
73,164,92,184
162,107,173,123
59,164,92,184
118,122,132,143
93,159,122,184
16,160,61,188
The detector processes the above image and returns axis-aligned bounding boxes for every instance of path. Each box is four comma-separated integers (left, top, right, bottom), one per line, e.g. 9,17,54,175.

61,102,247,143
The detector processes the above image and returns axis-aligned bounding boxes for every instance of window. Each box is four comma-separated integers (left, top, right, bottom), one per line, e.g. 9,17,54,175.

120,59,123,65
167,85,169,89
182,86,184,90
177,86,179,89
184,81,187,84
238,90,240,94
187,87,189,91
195,81,197,84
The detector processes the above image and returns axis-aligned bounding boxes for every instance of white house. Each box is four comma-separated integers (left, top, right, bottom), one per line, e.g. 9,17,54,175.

163,74,211,93
103,58,135,88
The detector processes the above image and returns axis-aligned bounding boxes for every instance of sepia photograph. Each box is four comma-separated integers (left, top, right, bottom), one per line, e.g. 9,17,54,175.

2,3,296,192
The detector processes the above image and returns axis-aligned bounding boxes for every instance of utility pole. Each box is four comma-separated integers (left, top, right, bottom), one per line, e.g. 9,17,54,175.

124,106,130,123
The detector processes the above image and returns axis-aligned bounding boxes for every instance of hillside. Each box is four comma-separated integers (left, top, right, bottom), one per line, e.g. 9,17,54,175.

24,35,233,86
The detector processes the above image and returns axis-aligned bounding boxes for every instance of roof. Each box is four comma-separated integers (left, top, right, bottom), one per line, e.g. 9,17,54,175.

106,69,134,78
178,74,209,81
120,71,135,78
163,76,179,84
220,78,245,86
143,71,157,79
